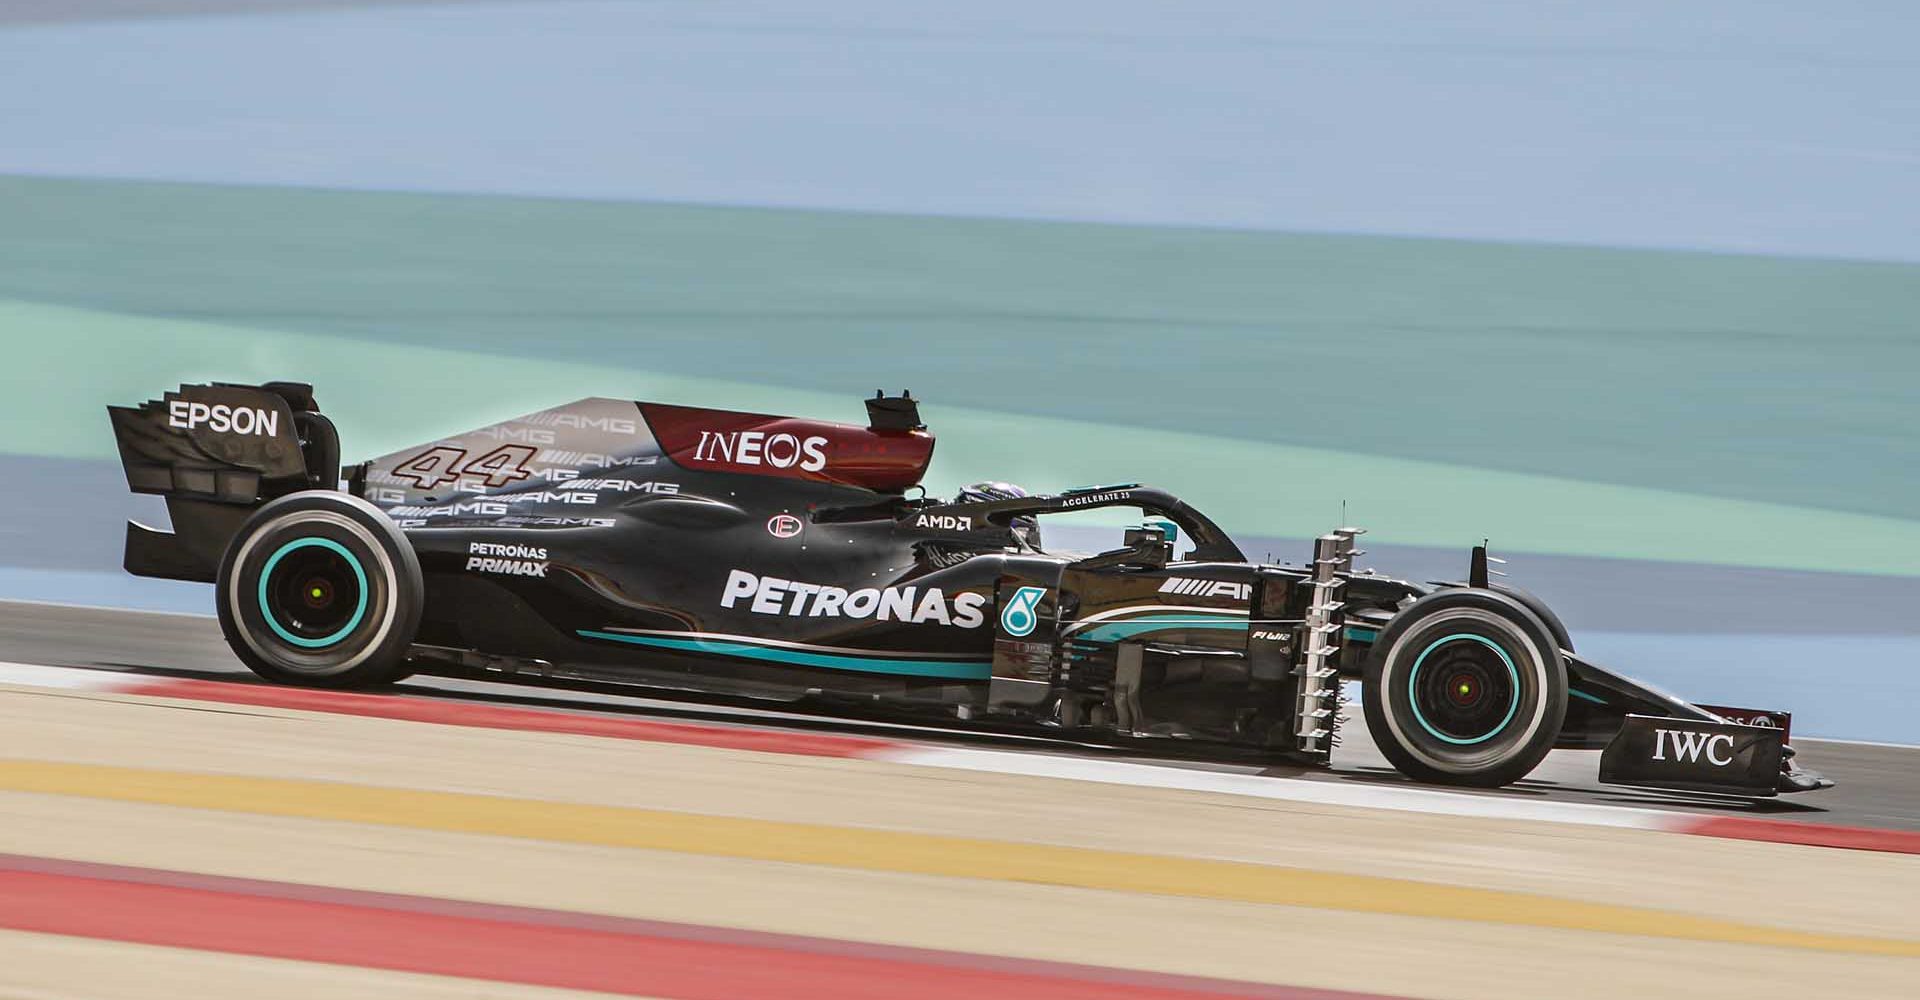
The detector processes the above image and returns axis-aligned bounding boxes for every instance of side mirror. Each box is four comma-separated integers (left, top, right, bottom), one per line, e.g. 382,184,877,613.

1068,524,1173,571
1120,526,1173,567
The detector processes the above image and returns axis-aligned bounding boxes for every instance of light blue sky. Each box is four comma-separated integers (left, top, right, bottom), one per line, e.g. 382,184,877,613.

3,0,1917,259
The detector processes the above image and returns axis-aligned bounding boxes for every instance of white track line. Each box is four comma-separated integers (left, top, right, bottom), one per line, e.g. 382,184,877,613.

0,661,141,691
13,659,1919,853
876,746,1670,831
0,659,1673,834
0,598,213,619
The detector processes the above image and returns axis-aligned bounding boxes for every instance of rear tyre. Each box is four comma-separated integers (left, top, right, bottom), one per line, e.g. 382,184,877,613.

215,491,422,688
1362,589,1567,787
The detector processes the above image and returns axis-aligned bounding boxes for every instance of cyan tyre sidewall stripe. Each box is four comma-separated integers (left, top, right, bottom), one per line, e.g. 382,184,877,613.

257,536,370,649
1375,607,1553,775
227,507,401,675
1405,632,1521,746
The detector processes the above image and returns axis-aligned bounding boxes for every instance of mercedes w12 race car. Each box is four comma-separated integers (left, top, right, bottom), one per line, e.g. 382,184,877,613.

109,382,1831,795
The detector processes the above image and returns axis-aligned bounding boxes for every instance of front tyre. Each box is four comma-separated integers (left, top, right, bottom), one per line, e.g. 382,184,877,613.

215,491,422,688
1362,589,1567,787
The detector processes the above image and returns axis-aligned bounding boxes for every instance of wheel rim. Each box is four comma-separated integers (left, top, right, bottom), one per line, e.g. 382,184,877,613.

257,537,369,649
1406,633,1520,746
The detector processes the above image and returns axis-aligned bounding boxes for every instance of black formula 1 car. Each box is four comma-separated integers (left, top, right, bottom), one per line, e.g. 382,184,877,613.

110,382,1830,795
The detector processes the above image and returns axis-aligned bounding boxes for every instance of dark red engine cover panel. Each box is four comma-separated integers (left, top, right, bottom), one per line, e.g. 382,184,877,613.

639,402,934,492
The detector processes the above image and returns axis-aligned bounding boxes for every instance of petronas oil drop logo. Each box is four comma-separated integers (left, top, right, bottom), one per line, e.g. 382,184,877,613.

1000,586,1046,637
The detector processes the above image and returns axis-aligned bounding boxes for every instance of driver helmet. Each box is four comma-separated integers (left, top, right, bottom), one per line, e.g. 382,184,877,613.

957,481,1041,551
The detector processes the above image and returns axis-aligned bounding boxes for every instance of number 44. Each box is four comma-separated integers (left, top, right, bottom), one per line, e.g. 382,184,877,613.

391,445,538,489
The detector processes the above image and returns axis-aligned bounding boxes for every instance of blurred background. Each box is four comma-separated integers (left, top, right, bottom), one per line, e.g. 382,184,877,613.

3,4,1920,998
4,0,1916,738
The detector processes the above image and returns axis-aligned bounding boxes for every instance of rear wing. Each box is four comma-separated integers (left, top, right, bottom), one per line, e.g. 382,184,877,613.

107,381,341,582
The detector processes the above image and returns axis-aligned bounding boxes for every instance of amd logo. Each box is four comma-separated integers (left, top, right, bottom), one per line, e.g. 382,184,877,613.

692,430,828,472
168,400,280,437
1651,729,1736,766
914,514,973,531
1159,577,1251,601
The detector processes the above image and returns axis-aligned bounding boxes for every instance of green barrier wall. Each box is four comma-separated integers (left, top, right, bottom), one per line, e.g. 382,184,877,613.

2,175,1915,574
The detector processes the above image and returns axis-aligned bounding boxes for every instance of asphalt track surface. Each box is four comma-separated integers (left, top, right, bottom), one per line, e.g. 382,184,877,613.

5,600,1916,832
